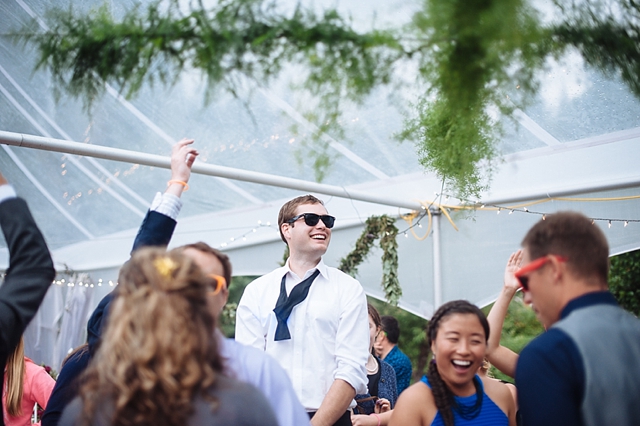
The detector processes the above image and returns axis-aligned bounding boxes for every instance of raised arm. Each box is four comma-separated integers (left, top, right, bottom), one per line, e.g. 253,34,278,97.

131,138,198,252
486,250,521,378
0,172,56,355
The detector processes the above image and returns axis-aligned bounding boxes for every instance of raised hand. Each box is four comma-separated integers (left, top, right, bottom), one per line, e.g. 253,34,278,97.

170,138,198,184
504,250,523,292
375,398,391,414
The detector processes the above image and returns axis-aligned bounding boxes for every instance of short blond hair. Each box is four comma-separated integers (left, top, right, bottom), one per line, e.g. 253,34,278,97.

277,194,325,244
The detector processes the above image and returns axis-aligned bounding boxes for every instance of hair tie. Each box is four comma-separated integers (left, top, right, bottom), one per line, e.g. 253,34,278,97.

370,413,381,426
154,256,177,278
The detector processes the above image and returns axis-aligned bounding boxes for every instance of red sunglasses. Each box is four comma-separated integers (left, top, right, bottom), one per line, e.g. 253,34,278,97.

515,255,567,291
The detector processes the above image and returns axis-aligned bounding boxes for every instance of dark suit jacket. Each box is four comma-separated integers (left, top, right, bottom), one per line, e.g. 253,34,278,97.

0,198,55,426
131,210,177,253
42,209,176,426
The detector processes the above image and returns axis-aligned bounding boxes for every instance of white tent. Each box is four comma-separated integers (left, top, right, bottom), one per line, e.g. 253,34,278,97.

1,0,639,369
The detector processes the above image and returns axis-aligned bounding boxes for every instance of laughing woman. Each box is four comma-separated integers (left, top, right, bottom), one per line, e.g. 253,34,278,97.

389,300,515,426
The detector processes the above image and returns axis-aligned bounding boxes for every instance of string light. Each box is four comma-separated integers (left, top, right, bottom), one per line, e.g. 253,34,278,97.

217,221,276,249
441,193,639,229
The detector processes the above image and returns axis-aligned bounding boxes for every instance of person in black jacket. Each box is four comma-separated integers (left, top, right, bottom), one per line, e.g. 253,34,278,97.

0,171,56,426
42,138,197,426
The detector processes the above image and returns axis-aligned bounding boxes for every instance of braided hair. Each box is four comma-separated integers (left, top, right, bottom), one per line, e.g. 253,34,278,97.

426,300,490,426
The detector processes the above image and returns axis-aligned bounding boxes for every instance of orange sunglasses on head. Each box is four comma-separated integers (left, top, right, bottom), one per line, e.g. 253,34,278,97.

514,255,567,291
208,274,227,296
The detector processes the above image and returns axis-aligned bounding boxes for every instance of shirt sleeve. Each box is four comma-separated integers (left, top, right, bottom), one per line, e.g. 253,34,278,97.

381,361,399,408
333,281,369,395
149,192,182,220
516,329,585,426
235,281,268,351
27,362,56,409
257,351,311,426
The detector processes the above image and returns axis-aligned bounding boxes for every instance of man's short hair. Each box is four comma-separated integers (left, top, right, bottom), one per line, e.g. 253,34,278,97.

521,211,609,286
277,194,325,244
179,242,233,288
380,315,401,344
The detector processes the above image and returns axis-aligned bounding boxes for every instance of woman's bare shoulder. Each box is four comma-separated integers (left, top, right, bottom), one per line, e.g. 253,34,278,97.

481,376,515,416
390,381,436,426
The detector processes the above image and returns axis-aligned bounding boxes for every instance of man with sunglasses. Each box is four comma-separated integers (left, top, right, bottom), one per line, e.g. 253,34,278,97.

514,211,640,426
236,195,370,426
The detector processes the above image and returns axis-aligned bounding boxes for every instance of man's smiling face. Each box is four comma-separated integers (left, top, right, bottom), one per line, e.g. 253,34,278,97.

282,203,332,258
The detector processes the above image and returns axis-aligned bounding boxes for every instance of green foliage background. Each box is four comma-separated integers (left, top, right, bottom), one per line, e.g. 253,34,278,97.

18,0,640,198
609,249,640,316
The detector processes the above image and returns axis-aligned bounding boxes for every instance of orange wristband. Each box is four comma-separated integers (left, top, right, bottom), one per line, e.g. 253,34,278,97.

167,180,189,191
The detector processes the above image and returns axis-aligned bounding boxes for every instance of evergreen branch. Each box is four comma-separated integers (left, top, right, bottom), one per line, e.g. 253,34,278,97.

22,0,401,110
339,215,401,305
17,0,640,198
550,0,640,98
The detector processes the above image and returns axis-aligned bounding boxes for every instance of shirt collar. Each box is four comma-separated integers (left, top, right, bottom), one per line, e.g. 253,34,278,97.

284,257,329,281
560,290,619,320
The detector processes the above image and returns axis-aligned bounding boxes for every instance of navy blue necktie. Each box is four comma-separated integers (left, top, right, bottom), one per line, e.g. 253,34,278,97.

273,269,320,341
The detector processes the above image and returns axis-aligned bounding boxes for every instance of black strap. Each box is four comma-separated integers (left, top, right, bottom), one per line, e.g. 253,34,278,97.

273,269,320,341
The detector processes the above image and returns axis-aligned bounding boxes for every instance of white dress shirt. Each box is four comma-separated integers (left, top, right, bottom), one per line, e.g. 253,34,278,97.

219,331,311,426
235,259,370,412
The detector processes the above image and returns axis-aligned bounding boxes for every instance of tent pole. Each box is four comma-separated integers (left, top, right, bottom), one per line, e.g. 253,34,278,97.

0,130,424,211
432,208,442,310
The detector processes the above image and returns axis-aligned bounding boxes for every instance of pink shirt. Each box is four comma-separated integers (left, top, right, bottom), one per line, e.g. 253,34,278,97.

3,358,55,426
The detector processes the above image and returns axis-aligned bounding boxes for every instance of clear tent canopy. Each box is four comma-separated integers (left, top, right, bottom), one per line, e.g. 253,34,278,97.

1,0,639,368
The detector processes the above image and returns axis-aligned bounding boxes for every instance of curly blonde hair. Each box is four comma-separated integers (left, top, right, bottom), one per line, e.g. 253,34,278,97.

79,248,223,426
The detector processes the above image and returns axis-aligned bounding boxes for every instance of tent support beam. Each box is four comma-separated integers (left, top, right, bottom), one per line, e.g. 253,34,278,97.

432,209,442,310
0,130,425,211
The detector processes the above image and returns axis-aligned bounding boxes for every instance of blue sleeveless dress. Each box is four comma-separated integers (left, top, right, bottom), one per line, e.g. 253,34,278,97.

421,375,508,426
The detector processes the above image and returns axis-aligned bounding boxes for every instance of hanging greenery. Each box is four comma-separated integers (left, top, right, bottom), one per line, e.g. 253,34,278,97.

16,0,640,197
397,0,547,197
338,215,401,305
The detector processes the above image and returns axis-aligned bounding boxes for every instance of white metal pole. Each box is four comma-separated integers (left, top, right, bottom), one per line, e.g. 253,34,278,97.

432,210,442,310
0,130,425,211
479,176,640,206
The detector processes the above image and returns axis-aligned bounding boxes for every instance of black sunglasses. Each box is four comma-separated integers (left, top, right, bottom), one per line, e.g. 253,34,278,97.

287,213,336,229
